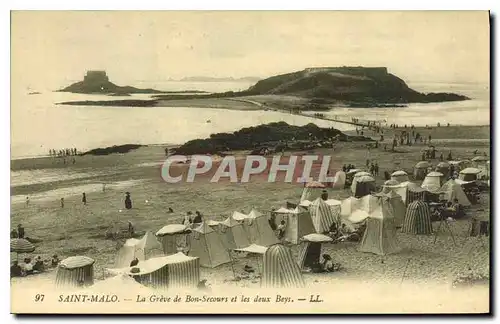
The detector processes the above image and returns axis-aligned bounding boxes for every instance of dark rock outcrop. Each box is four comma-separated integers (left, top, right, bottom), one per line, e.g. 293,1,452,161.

81,144,145,156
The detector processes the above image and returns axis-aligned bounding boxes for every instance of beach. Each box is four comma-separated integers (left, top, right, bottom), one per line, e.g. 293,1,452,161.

10,124,491,302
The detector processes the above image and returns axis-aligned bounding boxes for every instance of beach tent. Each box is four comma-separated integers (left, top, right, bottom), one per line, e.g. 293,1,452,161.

421,172,444,193
436,162,450,178
156,224,192,255
187,222,231,268
108,252,200,289
350,196,400,256
401,201,433,235
232,211,247,222
275,206,316,244
382,181,416,204
300,181,327,202
55,256,95,288
308,197,340,233
241,209,279,246
459,167,482,182
439,179,471,207
332,170,347,189
414,161,430,180
218,216,251,249
261,244,305,288
297,233,333,270
351,175,376,198
207,220,221,228
350,171,372,193
381,179,399,194
375,190,406,228
391,170,409,183
340,196,362,218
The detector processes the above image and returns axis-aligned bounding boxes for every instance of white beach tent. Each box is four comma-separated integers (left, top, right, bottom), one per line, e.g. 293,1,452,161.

349,195,400,256
187,222,231,268
232,211,248,222
218,215,251,250
439,179,471,207
332,170,347,189
114,231,163,268
242,209,279,247
421,171,444,193
156,224,191,256
300,181,327,202
391,170,409,183
108,252,200,289
274,206,316,244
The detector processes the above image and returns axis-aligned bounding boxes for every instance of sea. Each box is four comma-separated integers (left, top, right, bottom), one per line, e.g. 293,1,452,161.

11,80,490,161
10,80,490,196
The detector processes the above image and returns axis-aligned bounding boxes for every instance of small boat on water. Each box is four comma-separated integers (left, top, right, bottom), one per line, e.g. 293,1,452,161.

28,91,41,95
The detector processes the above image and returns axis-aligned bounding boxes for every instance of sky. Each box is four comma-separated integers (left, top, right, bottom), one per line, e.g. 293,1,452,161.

11,11,490,90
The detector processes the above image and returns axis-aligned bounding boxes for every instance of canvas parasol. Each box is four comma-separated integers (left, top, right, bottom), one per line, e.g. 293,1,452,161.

10,238,35,261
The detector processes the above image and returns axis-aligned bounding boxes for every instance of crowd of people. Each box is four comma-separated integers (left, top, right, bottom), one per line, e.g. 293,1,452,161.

10,255,61,278
48,148,78,157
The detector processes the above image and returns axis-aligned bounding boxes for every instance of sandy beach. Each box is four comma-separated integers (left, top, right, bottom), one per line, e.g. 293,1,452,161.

10,124,491,303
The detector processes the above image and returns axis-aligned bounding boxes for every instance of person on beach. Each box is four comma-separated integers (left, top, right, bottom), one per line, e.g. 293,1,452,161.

269,209,277,231
10,228,18,239
277,220,286,239
60,198,65,208
130,258,139,267
193,211,203,224
183,212,193,226
167,207,174,213
10,261,23,278
82,193,87,205
51,255,60,267
321,190,328,201
125,192,132,209
22,258,34,275
17,224,25,239
128,221,135,237
102,183,106,192
374,163,379,176
33,256,44,272
321,254,335,272
25,196,29,206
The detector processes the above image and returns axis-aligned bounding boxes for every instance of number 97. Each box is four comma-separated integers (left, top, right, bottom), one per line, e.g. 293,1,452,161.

34,294,45,302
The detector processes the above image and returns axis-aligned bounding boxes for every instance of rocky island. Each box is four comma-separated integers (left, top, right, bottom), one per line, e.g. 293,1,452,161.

172,122,371,155
57,70,166,95
58,67,470,110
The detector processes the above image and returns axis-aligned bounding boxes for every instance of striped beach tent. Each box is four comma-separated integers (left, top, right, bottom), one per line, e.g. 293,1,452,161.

401,201,433,235
187,222,231,268
375,191,406,227
55,256,95,288
297,234,333,270
217,216,251,249
10,238,35,253
108,252,200,290
261,244,305,289
156,224,191,256
309,198,339,233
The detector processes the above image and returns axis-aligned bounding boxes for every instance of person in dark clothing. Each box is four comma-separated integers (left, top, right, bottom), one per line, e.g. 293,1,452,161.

342,165,346,172
51,255,60,267
11,261,23,278
10,229,18,239
193,211,203,224
168,207,174,213
447,152,452,160
82,193,87,205
128,221,135,237
440,153,444,161
130,258,139,267
321,190,328,201
17,224,25,239
33,256,44,272
125,192,132,209
374,163,379,176
269,209,277,231
277,220,286,239
384,171,390,180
